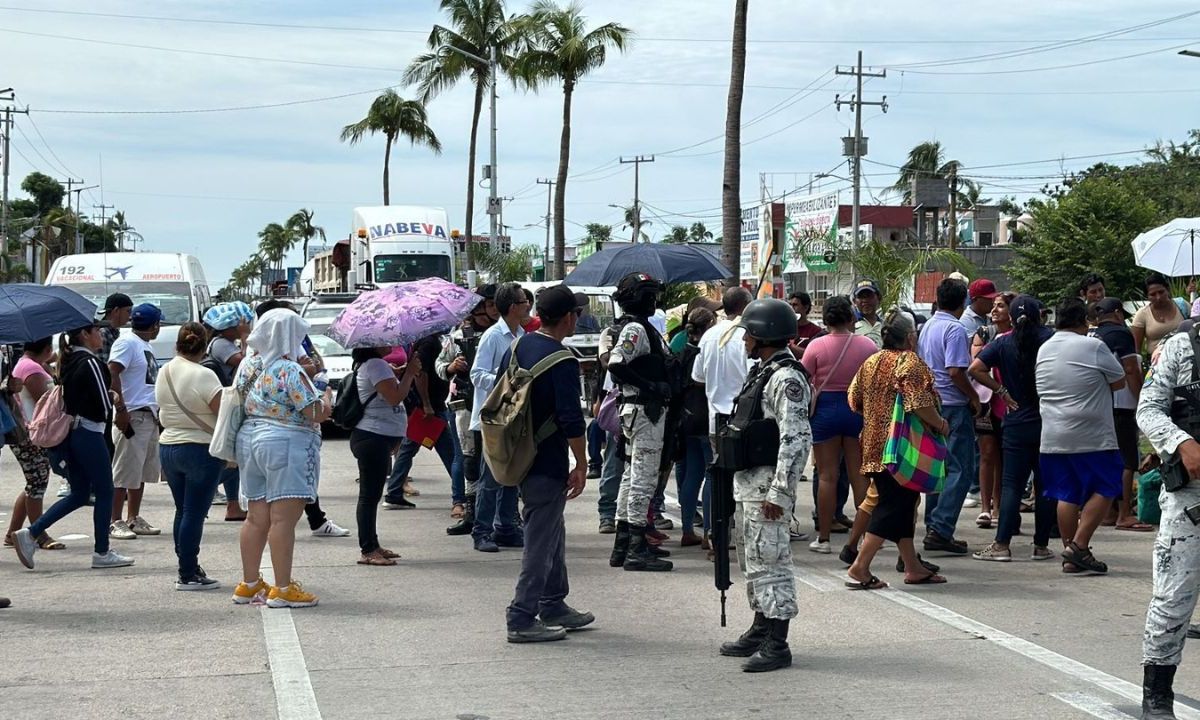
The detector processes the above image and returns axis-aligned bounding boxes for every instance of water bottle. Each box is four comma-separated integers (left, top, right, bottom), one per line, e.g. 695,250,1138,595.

313,370,330,393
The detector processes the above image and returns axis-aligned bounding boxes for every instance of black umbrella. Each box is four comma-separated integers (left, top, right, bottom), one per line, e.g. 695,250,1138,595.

0,284,98,344
564,243,734,286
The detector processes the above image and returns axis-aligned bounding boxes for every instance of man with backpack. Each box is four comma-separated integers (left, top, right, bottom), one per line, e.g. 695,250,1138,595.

492,285,592,642
607,272,674,572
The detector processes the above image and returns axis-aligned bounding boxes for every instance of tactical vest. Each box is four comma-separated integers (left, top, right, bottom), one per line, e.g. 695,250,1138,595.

1165,325,1200,490
611,314,670,400
715,354,806,472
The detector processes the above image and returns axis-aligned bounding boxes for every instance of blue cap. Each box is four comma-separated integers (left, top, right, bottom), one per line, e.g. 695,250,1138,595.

204,301,253,331
130,303,162,330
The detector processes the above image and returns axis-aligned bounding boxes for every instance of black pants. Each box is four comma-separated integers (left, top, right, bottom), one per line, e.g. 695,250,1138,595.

866,471,920,543
506,472,570,630
350,429,397,554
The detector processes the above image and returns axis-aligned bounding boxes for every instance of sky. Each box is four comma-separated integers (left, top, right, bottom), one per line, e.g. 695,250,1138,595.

3,0,1200,287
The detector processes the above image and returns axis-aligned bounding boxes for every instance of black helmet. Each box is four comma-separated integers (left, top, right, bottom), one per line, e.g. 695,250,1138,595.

614,272,662,309
741,298,798,343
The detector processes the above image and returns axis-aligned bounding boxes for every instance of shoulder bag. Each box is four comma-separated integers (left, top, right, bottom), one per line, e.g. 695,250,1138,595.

161,362,215,436
881,352,948,493
209,361,263,463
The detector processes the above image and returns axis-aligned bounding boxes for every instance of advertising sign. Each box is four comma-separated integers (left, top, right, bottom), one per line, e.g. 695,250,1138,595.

740,205,761,280
783,192,840,274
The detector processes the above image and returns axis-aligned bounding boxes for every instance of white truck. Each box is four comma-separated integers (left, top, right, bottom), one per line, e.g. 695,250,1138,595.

45,252,212,362
351,206,456,286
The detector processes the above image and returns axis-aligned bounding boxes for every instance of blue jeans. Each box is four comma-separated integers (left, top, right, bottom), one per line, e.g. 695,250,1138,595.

811,460,851,523
587,421,604,469
676,436,711,534
30,426,114,555
598,431,623,522
219,465,239,502
997,420,1057,547
385,410,464,504
925,404,978,539
160,443,223,577
473,456,520,542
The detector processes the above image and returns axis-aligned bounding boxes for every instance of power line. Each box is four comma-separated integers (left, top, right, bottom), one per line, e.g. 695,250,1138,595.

19,102,83,177
30,83,408,115
666,101,836,159
891,41,1196,75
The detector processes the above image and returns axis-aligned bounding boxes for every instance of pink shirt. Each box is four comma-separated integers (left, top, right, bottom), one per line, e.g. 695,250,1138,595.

801,333,878,393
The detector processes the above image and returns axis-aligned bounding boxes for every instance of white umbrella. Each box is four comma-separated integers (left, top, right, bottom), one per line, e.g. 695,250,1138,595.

1132,218,1200,277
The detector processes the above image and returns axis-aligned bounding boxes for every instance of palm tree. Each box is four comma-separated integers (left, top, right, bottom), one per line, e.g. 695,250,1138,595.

257,222,298,292
892,140,966,205
721,0,748,286
513,1,631,279
286,209,326,264
340,90,443,205
688,221,713,243
404,0,520,274
663,225,688,244
583,222,611,243
619,204,652,242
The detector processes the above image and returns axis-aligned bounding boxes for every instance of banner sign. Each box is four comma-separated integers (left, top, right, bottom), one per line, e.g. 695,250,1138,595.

783,192,840,274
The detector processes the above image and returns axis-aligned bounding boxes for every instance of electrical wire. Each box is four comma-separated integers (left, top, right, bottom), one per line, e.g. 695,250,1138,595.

31,83,409,115
19,101,84,177
666,101,836,159
893,42,1196,76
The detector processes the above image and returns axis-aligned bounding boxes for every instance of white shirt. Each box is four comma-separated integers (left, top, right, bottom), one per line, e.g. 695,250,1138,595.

690,318,753,433
649,310,667,336
109,333,159,412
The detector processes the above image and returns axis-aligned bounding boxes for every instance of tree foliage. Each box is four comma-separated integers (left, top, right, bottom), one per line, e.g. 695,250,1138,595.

662,225,688,244
19,172,64,217
474,241,536,282
340,90,442,205
583,222,611,244
1007,130,1200,301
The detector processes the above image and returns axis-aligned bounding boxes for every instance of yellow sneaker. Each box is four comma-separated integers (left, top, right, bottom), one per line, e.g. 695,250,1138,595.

232,575,269,605
267,580,318,609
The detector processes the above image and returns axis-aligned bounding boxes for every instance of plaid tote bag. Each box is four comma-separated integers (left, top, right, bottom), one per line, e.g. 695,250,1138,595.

882,393,947,493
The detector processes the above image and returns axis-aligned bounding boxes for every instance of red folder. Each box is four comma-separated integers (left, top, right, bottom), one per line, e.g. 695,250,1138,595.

407,408,447,449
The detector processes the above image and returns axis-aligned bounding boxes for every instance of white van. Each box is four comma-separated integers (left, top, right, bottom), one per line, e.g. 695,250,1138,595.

45,252,212,362
523,281,617,404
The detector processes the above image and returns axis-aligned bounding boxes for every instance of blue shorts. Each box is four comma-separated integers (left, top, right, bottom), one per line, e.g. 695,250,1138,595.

236,419,321,503
811,391,863,444
1039,450,1123,506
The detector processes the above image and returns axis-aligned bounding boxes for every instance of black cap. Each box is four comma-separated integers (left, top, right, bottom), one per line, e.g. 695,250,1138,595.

475,283,498,301
104,293,133,311
535,285,587,320
1093,297,1128,318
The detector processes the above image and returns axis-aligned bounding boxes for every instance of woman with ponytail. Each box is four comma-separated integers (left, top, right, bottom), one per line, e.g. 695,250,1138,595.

967,295,1058,563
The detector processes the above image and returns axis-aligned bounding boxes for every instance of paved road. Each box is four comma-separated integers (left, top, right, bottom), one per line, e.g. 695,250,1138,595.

1,434,1197,720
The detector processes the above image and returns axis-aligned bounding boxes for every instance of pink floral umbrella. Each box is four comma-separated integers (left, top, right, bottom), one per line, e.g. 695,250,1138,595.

325,278,481,348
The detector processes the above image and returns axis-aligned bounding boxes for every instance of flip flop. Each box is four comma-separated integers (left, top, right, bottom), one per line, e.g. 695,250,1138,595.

378,548,401,559
37,536,66,550
845,575,888,590
905,572,947,585
1115,522,1154,532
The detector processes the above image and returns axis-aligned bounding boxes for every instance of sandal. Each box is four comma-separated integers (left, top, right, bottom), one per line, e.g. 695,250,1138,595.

1115,521,1154,532
37,535,66,550
976,512,992,529
1062,542,1107,574
357,551,396,566
845,575,888,590
3,532,11,547
378,547,401,560
450,504,464,519
1062,561,1082,574
905,572,947,585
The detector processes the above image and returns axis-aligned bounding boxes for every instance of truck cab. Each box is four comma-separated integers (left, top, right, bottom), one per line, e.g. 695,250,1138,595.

352,206,455,285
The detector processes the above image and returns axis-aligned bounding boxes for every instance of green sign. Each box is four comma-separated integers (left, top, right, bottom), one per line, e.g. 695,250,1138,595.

783,191,840,273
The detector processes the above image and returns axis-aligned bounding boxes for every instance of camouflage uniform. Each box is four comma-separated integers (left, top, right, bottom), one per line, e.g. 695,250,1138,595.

609,319,664,529
733,350,813,620
1137,331,1200,666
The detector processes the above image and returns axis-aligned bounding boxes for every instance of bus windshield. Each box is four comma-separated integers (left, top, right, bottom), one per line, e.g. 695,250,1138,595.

373,255,451,283
58,281,194,325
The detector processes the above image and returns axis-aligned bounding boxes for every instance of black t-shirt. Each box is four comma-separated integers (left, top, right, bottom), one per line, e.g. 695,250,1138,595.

415,335,450,414
976,326,1053,427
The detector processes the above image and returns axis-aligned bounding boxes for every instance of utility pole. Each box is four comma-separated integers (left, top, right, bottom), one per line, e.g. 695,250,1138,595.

620,155,654,243
537,178,555,278
947,166,959,250
835,52,887,277
93,202,114,248
0,90,29,261
66,183,96,254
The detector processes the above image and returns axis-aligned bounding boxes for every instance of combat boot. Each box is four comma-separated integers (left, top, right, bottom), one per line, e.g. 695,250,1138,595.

623,526,673,572
446,497,474,536
743,619,792,673
1142,664,1177,719
609,521,631,567
719,612,769,657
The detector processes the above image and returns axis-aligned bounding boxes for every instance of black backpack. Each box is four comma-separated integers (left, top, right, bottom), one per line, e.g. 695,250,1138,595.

331,367,377,430
200,339,233,387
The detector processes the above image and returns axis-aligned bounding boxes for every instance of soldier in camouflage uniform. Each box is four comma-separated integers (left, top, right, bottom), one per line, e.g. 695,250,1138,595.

718,298,813,673
1136,325,1200,720
607,273,673,572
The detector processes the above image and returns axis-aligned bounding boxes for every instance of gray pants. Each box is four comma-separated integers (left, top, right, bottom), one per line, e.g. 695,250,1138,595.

456,409,476,496
506,473,570,630
735,501,798,620
1144,484,1200,665
617,405,664,528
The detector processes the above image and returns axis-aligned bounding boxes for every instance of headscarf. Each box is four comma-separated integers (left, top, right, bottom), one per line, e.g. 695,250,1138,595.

204,301,254,331
247,308,309,368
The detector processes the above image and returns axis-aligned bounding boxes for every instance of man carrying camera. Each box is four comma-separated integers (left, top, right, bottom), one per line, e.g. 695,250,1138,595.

1136,323,1200,719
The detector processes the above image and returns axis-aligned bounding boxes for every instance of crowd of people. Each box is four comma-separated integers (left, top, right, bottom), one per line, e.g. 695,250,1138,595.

3,269,1200,706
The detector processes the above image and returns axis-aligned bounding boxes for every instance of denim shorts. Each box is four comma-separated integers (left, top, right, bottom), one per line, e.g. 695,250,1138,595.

811,391,863,444
236,419,320,503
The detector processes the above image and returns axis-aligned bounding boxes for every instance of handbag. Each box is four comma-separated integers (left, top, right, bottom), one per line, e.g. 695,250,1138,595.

162,363,215,435
0,394,17,439
209,364,263,463
596,386,621,435
810,334,855,415
882,392,948,494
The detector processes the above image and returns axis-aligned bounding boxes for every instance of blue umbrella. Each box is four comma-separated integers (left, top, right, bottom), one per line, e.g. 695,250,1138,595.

564,243,734,286
0,284,98,344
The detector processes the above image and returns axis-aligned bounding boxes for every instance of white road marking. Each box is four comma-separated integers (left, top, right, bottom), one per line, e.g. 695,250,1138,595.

260,606,323,720
1052,692,1137,720
790,564,1200,720
57,533,90,541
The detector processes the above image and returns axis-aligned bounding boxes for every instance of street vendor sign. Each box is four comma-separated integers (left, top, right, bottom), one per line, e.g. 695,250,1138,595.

783,191,840,274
